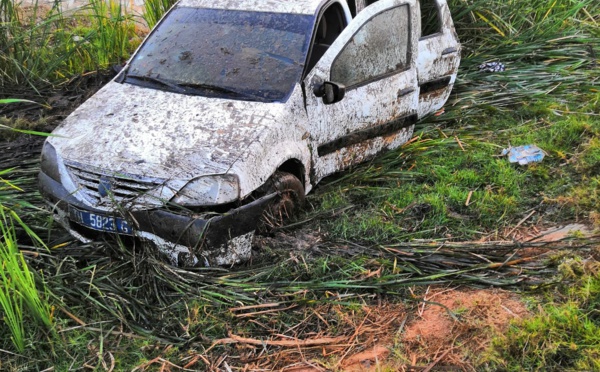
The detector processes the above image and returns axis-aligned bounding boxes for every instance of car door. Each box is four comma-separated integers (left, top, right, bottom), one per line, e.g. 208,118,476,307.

416,0,461,118
303,0,419,182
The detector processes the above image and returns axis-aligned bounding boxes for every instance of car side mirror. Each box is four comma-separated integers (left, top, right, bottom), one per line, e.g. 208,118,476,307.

313,81,346,105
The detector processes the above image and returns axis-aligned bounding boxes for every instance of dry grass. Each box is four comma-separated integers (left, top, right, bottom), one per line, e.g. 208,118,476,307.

119,288,530,371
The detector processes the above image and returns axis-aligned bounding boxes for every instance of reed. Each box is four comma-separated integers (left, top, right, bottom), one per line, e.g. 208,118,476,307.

0,0,141,96
0,172,52,352
143,0,175,28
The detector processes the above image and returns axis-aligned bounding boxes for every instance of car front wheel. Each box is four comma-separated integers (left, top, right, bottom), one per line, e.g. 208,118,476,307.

260,171,305,231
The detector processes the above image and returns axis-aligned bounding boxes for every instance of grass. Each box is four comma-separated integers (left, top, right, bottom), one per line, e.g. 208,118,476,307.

0,98,52,140
143,0,175,28
487,257,600,370
311,94,600,244
0,169,53,352
0,0,599,369
0,0,143,96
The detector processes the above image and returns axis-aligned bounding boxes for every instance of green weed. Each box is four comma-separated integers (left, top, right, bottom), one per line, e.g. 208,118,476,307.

143,0,176,28
0,200,52,352
486,260,600,371
0,103,53,353
0,0,141,95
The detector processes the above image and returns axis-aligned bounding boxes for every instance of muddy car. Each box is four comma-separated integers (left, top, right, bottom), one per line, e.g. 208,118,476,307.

39,0,460,265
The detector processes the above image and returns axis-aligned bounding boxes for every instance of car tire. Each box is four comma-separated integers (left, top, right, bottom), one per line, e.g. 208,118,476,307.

259,171,305,232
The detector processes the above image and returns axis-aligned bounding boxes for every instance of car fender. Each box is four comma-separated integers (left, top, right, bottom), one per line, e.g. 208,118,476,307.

231,138,312,199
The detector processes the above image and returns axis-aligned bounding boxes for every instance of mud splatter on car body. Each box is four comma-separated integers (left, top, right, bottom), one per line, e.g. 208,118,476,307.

39,0,460,265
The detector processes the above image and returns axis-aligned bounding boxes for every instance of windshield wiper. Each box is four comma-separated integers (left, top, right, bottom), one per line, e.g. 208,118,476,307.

176,83,259,100
126,74,185,93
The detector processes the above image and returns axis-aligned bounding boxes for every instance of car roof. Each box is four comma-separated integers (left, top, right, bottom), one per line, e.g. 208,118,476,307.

178,0,328,15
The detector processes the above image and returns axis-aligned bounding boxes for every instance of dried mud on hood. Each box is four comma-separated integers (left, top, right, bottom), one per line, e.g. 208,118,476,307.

48,81,281,180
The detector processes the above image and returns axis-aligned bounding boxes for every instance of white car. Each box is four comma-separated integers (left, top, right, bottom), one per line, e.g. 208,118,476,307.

39,0,460,265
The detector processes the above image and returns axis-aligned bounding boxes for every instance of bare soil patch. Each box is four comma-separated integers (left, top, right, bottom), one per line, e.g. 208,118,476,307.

206,302,407,371
402,288,529,371
195,288,528,371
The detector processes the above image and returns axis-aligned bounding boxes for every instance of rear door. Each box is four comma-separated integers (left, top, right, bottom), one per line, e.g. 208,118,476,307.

416,0,461,118
303,0,419,182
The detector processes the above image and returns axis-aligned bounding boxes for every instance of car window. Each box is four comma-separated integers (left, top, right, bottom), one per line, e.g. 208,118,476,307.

348,0,357,17
331,5,410,88
306,3,347,74
126,7,314,103
420,0,441,37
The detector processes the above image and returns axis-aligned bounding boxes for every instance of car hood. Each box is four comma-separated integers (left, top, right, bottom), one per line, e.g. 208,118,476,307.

50,81,280,180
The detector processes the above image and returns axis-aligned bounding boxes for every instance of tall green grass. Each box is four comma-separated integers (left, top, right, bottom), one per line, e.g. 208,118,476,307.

0,170,53,352
440,0,599,121
0,0,142,95
1,100,53,353
143,0,175,28
86,0,141,67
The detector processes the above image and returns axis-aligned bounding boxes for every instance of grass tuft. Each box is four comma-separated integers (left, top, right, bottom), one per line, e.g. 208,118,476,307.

143,0,176,28
0,0,142,96
0,185,53,352
487,259,600,370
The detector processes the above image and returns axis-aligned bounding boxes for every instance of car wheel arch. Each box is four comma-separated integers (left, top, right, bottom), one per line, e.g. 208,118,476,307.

250,158,307,201
277,158,307,190
256,170,306,233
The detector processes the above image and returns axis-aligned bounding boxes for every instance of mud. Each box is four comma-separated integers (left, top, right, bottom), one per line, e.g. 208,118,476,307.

0,71,116,121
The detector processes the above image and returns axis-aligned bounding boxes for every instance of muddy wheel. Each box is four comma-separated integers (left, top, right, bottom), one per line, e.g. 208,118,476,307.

259,171,305,232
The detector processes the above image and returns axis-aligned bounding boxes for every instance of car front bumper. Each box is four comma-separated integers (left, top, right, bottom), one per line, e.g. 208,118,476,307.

39,171,276,265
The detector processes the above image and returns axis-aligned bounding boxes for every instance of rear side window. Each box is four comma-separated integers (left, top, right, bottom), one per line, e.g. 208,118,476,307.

331,5,410,88
420,0,441,37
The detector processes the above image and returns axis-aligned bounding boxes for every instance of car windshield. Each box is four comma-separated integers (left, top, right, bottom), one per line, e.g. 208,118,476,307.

125,7,315,102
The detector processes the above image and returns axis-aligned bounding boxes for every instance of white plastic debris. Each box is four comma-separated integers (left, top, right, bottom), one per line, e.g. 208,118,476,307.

479,61,505,72
501,145,545,165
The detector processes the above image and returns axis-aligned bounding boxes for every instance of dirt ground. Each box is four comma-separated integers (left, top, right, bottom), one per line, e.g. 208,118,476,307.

217,288,528,371
401,288,528,371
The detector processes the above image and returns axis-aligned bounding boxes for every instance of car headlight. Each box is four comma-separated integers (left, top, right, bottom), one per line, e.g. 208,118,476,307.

40,141,61,182
171,174,240,206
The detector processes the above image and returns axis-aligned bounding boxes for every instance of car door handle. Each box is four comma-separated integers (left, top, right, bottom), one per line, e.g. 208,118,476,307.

397,88,414,98
442,47,458,55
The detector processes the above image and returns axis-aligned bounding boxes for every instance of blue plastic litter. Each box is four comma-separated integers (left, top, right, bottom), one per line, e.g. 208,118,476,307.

501,145,545,165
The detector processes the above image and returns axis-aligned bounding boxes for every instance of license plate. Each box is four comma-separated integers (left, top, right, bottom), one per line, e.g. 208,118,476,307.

69,207,133,235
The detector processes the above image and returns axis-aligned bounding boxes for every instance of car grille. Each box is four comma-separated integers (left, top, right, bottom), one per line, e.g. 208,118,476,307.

66,162,165,205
